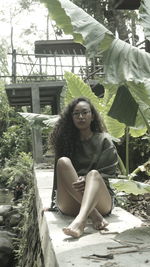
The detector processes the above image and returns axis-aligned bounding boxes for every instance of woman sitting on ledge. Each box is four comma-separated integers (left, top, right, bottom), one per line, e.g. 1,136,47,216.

49,97,118,238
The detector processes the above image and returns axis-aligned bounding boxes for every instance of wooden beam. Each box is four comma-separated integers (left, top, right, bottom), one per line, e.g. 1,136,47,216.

35,39,86,57
31,84,43,163
113,0,141,10
145,40,150,53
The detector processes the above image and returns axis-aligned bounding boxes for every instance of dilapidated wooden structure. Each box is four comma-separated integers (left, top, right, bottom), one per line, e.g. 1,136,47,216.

113,0,141,10
6,40,104,112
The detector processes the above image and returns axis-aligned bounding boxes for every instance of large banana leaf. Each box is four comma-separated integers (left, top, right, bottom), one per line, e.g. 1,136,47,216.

139,0,150,41
108,85,139,126
40,0,114,57
100,82,148,136
104,39,150,84
103,82,148,134
104,39,150,126
40,0,150,127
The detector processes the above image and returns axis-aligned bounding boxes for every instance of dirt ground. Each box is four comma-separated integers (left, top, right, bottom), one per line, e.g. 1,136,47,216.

118,178,150,225
125,193,150,223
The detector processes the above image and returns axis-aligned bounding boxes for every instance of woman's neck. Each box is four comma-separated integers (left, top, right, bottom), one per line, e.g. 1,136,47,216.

80,129,93,141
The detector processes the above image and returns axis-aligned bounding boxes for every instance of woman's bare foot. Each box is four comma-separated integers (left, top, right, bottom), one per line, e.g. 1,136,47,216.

41,207,51,216
90,209,109,230
63,217,86,238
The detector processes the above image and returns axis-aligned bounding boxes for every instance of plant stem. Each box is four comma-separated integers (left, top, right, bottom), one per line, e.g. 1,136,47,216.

118,155,126,176
125,126,130,176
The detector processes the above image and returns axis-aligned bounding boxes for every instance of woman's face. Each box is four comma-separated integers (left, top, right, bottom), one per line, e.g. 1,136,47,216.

72,101,93,131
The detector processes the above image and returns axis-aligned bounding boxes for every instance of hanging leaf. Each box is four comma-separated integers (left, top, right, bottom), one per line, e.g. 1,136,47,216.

108,85,139,126
101,88,126,138
19,113,59,128
103,79,150,130
44,116,59,127
127,80,150,108
104,39,150,84
139,0,150,41
40,0,114,56
41,0,150,85
103,40,150,126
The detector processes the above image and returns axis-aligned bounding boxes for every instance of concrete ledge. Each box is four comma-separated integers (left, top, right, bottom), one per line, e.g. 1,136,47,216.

34,167,150,267
34,168,58,267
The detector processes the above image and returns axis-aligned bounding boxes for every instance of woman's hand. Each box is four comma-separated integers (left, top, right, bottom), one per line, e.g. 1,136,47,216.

72,176,85,192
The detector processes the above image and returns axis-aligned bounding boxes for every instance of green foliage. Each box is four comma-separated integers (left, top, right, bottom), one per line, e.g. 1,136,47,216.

0,152,33,187
0,83,32,189
71,0,107,24
117,132,150,156
0,117,32,166
15,180,43,267
122,134,150,173
110,178,150,195
107,85,139,127
71,0,138,42
19,112,59,129
140,0,150,42
64,71,101,110
40,0,114,57
0,82,13,135
0,39,9,76
16,0,150,196
41,0,150,129
19,0,37,10
64,71,148,139
14,180,35,265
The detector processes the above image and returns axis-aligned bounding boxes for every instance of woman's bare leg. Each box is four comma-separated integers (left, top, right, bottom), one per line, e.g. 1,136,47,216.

56,157,84,215
63,170,112,237
57,157,112,237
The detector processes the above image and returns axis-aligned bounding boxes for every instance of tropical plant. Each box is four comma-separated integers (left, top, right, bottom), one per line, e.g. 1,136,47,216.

0,81,13,134
71,0,138,43
19,112,59,129
36,0,150,193
39,0,150,131
0,113,32,166
0,152,33,187
0,39,10,77
19,0,150,194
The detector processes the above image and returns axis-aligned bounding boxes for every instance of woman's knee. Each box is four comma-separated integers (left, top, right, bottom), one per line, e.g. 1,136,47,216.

57,157,72,170
87,170,102,182
88,169,100,177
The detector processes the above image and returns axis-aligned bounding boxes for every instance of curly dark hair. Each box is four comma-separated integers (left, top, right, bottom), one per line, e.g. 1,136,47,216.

50,97,107,159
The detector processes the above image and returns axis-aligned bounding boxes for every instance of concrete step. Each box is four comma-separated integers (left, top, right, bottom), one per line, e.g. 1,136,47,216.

34,167,150,267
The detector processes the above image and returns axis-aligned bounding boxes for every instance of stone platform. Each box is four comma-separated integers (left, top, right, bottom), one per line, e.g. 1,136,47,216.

34,167,150,267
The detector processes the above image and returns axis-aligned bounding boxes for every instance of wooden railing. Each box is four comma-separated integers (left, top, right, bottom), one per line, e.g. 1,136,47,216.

2,50,105,84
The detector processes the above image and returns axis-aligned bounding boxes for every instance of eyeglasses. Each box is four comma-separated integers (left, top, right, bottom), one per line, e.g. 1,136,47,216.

72,110,91,118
